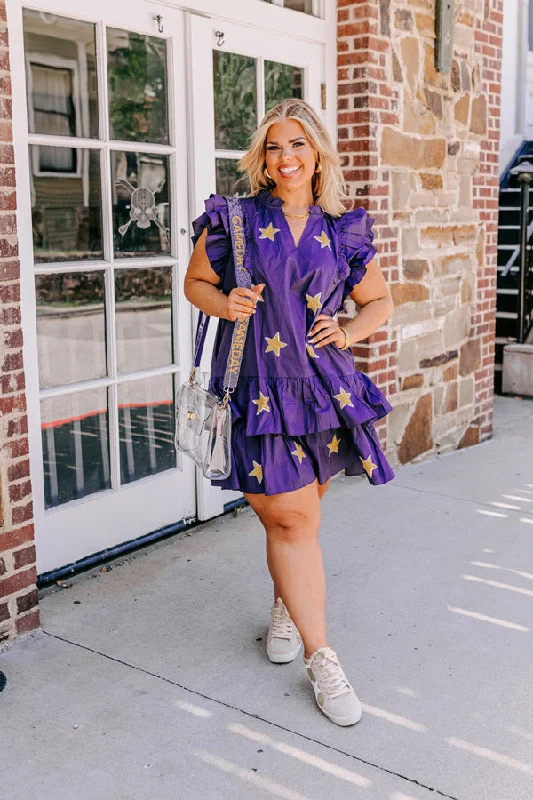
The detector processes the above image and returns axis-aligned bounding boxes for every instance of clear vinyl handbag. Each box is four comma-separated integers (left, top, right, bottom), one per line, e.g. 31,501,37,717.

176,370,232,479
175,197,251,480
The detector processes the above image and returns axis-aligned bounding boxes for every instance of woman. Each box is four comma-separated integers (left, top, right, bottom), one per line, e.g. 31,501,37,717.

185,99,394,727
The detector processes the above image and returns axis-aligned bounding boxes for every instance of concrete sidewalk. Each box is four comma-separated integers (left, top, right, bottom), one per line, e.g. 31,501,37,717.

2,396,533,799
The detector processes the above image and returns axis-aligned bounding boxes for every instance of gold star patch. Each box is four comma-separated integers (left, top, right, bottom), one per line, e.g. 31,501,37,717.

252,392,270,415
306,344,320,359
333,387,354,409
248,461,263,484
265,331,287,357
327,434,341,455
259,223,280,241
361,455,377,478
306,292,322,313
291,443,307,464
314,231,331,249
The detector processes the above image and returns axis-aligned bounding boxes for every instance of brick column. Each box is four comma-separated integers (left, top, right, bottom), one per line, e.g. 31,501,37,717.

0,0,39,642
337,0,400,455
337,1,502,465
472,1,503,442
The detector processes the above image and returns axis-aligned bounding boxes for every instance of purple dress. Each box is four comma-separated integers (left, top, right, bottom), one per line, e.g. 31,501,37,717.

192,189,394,495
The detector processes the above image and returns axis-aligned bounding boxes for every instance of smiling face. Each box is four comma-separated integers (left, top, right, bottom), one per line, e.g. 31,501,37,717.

264,118,317,193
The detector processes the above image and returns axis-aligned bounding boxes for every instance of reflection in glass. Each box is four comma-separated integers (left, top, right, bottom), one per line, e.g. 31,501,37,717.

265,61,303,112
215,159,251,197
30,146,103,263
284,0,319,15
115,267,172,374
118,376,175,484
23,9,98,139
107,28,168,145
112,151,170,258
260,0,319,12
41,388,110,508
213,52,257,151
36,272,106,389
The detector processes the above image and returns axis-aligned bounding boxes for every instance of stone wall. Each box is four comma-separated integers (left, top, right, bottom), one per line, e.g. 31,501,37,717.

0,0,39,643
337,0,502,464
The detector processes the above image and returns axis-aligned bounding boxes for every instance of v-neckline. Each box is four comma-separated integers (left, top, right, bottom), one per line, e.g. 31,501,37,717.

280,210,313,250
256,190,324,251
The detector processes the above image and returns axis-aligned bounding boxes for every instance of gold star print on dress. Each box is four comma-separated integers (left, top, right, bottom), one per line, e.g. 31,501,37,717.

327,434,341,455
306,344,320,359
252,392,270,415
248,461,263,484
306,293,322,313
333,387,354,409
314,231,331,249
259,223,280,241
265,331,287,357
360,455,377,478
291,443,307,464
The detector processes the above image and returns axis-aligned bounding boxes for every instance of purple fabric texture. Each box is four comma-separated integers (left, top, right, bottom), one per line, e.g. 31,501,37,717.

191,189,394,495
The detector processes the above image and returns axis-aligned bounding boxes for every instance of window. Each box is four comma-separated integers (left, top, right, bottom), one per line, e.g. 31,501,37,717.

259,0,324,18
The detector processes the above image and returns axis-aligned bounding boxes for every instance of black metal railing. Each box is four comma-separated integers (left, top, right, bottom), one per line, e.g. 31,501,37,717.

508,161,533,342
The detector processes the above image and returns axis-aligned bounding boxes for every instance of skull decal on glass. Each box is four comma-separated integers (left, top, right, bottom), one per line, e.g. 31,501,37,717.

115,178,170,244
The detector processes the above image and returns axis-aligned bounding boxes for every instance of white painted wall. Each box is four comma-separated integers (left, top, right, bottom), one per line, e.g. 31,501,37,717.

500,0,529,173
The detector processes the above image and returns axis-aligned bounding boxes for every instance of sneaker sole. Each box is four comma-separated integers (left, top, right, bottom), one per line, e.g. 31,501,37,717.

267,642,302,663
308,680,363,726
323,706,363,726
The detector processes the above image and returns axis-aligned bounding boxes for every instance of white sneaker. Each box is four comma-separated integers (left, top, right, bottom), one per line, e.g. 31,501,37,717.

266,597,302,663
304,646,362,726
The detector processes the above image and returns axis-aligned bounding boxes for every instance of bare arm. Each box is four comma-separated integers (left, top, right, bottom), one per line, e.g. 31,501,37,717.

184,228,264,321
343,259,394,344
310,259,393,349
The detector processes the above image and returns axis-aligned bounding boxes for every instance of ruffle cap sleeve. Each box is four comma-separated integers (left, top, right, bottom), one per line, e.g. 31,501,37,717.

338,207,377,301
191,194,230,279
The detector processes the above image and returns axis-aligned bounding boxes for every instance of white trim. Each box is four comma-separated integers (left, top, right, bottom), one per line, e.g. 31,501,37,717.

146,0,327,42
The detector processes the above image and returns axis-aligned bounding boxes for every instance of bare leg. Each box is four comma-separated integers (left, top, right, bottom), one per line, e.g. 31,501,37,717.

269,478,330,598
245,480,327,658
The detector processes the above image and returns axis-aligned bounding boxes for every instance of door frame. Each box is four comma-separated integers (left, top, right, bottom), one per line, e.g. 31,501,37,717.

8,0,197,573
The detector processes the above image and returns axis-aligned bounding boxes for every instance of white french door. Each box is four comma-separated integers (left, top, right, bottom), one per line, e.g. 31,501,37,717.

10,0,196,573
188,16,323,520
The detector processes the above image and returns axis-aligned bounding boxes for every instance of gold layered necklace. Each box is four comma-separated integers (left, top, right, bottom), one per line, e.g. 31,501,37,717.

282,209,309,219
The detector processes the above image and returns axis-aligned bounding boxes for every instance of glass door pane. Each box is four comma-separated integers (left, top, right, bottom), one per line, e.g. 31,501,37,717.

213,49,307,195
265,61,303,111
23,9,99,139
118,375,175,485
41,388,111,508
112,151,171,258
115,266,172,374
213,51,257,150
35,271,107,388
107,29,169,145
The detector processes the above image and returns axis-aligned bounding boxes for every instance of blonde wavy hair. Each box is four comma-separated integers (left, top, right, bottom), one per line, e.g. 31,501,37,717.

238,98,348,218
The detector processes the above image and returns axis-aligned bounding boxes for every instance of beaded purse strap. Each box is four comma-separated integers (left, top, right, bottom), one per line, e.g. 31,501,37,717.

191,197,252,405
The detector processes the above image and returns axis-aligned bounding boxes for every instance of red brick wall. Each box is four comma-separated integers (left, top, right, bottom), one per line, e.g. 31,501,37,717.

337,0,400,451
337,1,502,463
0,0,39,642
472,1,502,441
